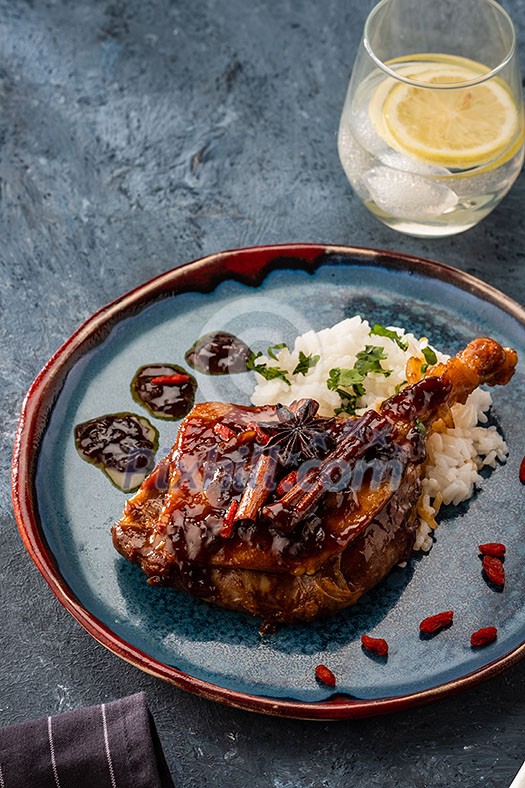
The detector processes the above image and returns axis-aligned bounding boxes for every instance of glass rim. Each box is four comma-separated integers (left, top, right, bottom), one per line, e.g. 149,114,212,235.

363,0,517,89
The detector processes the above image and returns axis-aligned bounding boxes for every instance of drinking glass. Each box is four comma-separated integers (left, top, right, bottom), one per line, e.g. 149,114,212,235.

338,0,524,237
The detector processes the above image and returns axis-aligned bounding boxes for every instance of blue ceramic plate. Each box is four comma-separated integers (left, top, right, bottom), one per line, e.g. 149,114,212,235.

12,244,525,719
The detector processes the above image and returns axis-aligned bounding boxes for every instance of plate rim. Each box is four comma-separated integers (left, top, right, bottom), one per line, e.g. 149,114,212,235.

11,242,525,719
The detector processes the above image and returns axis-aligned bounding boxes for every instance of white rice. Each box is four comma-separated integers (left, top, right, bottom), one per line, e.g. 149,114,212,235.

250,316,508,551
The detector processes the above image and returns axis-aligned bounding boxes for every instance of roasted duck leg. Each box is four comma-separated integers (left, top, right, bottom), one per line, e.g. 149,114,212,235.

112,338,516,625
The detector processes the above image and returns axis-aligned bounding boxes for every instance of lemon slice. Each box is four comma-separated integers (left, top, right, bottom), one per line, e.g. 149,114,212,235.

372,58,520,168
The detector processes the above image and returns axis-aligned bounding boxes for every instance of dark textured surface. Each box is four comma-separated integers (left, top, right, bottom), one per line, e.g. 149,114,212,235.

1,1,525,786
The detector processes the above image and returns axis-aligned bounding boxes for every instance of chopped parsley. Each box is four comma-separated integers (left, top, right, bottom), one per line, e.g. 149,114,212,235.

267,342,289,361
246,351,291,385
327,345,392,414
370,323,409,351
327,367,366,391
246,343,319,385
421,346,438,366
293,351,320,376
327,371,365,416
354,345,392,378
328,346,390,391
415,418,426,436
335,400,358,416
333,388,360,416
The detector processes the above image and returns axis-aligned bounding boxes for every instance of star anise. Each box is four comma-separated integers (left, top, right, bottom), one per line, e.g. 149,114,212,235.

257,399,335,466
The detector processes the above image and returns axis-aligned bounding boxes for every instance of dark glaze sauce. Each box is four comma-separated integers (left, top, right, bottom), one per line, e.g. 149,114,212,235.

185,331,252,375
131,364,197,420
116,362,450,599
75,412,158,492
119,377,452,598
160,406,278,597
381,375,452,424
126,403,423,597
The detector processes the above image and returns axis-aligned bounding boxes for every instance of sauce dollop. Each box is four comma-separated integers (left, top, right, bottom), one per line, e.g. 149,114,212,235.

131,364,197,420
74,412,158,492
185,331,252,375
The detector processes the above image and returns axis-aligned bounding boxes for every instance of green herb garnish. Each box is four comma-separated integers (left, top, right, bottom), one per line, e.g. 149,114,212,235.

327,345,391,415
293,351,320,376
370,323,409,351
415,418,426,436
334,389,359,416
327,367,366,391
421,346,438,366
246,351,291,386
354,345,392,377
335,400,358,416
327,351,392,390
267,342,289,361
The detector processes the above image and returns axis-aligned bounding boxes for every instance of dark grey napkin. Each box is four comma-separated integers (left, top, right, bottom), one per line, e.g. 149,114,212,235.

0,692,174,787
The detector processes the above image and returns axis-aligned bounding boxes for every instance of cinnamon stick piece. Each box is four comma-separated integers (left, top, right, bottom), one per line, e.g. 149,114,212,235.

234,452,278,523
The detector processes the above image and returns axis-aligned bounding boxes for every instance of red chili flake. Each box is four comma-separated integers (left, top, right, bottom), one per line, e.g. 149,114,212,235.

482,555,505,587
520,456,525,484
221,499,239,538
213,422,236,442
276,470,298,498
314,664,336,687
479,542,506,558
470,626,498,647
361,634,389,657
419,610,454,635
150,373,190,386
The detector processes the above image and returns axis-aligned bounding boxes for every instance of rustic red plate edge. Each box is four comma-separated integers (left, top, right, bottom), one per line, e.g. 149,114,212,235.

11,242,525,720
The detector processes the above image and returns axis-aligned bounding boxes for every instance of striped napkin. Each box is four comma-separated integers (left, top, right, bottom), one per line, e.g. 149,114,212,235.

0,692,174,787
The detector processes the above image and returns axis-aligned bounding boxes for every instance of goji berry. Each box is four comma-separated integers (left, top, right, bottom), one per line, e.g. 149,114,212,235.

314,664,336,687
520,456,525,484
482,555,505,587
419,610,454,635
470,626,498,647
479,542,506,558
361,634,388,657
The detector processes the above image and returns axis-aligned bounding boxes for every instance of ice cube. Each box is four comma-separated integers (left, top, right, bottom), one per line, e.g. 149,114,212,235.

351,107,389,156
378,151,451,177
362,166,459,219
337,125,374,201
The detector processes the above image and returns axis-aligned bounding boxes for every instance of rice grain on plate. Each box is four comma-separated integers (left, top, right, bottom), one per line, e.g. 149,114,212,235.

251,316,507,551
